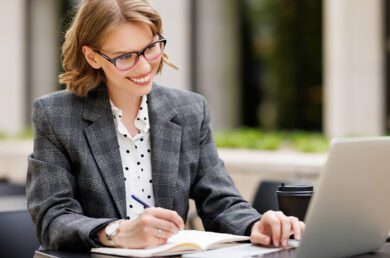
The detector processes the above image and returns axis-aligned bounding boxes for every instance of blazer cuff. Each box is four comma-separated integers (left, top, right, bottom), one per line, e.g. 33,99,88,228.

245,217,261,236
89,219,117,247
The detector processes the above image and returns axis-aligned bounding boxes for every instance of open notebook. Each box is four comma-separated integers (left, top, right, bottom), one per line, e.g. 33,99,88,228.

91,230,250,257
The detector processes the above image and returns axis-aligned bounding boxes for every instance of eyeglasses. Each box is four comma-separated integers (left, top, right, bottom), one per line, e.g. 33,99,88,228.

95,35,167,71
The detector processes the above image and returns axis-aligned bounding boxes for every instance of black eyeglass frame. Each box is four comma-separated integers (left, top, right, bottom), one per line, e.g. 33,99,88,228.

94,34,167,71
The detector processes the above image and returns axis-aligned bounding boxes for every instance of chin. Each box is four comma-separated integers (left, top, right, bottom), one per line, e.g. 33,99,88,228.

129,81,153,96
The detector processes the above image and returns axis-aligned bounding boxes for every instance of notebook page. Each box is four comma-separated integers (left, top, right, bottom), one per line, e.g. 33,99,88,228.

92,242,200,257
168,230,250,250
182,241,298,258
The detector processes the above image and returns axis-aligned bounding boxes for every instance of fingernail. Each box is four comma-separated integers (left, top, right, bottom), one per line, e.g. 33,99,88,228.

296,234,301,240
282,240,287,246
274,240,279,247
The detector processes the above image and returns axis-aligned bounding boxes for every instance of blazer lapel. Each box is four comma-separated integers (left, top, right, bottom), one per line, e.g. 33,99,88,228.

82,85,127,219
148,84,182,210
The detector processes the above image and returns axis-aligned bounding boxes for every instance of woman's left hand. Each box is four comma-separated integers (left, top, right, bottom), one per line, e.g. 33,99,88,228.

250,210,305,247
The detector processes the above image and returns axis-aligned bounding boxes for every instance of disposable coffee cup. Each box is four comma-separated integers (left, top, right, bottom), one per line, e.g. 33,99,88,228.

276,183,313,221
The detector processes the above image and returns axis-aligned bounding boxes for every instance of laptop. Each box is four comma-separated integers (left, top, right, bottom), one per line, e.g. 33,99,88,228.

262,137,390,258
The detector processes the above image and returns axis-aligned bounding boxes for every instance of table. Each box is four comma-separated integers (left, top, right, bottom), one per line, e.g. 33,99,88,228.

34,243,390,258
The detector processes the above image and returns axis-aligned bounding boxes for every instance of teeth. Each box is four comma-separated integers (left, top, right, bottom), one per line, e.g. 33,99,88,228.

129,74,151,84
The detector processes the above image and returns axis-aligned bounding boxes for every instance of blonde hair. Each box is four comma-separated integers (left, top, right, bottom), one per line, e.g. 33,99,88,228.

59,0,175,97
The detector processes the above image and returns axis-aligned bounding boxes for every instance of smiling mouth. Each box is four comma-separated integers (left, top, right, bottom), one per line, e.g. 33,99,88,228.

127,73,151,86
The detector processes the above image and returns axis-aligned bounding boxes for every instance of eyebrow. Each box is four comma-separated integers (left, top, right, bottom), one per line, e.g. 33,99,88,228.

104,36,158,56
110,50,132,56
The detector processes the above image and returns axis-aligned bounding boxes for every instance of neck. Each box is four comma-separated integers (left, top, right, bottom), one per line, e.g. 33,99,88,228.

108,90,142,120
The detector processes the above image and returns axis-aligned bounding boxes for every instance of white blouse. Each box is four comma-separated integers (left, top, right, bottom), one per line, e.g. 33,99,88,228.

110,95,155,220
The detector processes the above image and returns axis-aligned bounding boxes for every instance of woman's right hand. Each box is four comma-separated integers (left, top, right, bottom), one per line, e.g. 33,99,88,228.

98,207,185,248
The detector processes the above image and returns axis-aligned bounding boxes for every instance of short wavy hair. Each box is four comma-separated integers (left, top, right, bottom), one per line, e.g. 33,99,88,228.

59,0,174,97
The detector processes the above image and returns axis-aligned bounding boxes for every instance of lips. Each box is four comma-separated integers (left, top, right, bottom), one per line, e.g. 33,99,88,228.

127,73,151,86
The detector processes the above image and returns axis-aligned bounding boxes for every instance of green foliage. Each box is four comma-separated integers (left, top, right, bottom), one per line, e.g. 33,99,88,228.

287,131,329,153
0,127,34,140
214,128,283,150
16,127,34,139
214,128,329,153
2,127,330,153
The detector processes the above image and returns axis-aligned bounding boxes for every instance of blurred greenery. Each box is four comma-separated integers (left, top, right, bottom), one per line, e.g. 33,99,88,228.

287,131,329,152
16,127,34,139
1,127,329,153
215,128,329,153
0,127,34,140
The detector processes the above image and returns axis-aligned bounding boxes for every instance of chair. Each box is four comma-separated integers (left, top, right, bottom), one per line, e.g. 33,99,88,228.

0,209,40,258
0,180,26,196
252,180,284,214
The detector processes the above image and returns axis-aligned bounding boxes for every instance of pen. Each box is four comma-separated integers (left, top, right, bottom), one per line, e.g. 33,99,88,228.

132,194,185,231
131,194,151,208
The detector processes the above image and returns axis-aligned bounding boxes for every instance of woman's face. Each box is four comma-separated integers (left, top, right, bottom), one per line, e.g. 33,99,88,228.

94,22,162,98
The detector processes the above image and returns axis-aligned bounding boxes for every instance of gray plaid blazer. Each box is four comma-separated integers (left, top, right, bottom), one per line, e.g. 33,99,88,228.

27,83,261,250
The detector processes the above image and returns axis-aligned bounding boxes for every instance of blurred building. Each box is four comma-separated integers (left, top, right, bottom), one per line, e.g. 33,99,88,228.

0,0,387,138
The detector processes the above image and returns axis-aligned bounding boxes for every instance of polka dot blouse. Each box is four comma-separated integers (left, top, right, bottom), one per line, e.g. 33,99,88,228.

110,95,155,220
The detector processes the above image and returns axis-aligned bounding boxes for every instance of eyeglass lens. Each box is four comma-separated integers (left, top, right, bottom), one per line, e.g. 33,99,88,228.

116,41,165,71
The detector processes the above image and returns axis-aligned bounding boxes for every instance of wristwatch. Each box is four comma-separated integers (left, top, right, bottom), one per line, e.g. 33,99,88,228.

105,220,123,244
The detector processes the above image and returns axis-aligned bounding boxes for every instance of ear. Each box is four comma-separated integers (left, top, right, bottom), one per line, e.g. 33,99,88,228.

82,46,102,69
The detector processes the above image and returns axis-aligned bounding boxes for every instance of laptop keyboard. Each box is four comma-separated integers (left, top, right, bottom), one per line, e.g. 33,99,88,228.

244,248,297,258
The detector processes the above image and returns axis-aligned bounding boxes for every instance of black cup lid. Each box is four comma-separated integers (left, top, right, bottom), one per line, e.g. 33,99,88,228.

277,183,313,192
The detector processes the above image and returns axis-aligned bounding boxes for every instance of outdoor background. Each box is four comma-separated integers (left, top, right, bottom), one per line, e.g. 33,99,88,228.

1,0,388,142
0,0,388,210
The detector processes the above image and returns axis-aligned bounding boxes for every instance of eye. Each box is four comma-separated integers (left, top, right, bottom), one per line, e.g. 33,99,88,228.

117,53,135,61
147,42,158,50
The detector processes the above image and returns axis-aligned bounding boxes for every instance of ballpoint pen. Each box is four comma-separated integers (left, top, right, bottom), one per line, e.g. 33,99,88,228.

131,194,151,208
131,194,185,231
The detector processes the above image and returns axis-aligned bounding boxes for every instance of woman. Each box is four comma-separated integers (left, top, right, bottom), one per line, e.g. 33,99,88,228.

27,0,304,251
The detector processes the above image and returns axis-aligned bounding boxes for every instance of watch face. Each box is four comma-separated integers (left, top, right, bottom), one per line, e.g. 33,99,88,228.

106,221,119,235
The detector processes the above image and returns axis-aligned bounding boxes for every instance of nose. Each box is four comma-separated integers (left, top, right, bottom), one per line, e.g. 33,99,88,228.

134,55,151,73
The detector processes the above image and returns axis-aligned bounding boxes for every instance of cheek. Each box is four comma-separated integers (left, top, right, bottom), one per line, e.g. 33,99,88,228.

101,64,126,80
151,61,161,74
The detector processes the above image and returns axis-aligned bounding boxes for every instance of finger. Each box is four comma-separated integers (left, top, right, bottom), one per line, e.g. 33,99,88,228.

154,228,172,240
250,226,271,246
145,216,181,235
275,212,291,246
158,236,168,245
147,232,168,248
145,207,185,230
144,228,169,248
290,217,301,240
266,212,281,246
300,221,306,232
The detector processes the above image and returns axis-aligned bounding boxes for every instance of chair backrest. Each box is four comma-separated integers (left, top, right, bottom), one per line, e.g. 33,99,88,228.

0,181,26,196
0,209,40,257
252,180,282,214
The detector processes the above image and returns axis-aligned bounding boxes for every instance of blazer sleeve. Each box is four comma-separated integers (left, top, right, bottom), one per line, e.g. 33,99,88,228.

190,97,261,235
26,99,113,250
